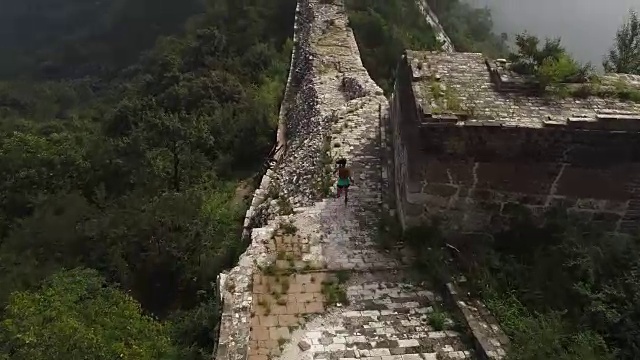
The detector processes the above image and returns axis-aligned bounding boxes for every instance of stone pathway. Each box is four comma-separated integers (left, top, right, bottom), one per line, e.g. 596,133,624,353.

247,202,476,360
243,1,478,359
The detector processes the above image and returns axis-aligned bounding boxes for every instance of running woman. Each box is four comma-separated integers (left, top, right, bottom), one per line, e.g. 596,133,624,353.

334,158,354,204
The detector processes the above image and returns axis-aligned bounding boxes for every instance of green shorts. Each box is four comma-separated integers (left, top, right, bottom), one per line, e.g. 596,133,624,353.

337,178,350,188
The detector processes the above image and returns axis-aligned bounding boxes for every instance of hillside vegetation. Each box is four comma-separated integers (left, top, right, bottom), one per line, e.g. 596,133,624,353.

426,0,508,57
0,0,295,358
346,0,507,94
345,0,439,94
402,205,639,360
0,0,204,80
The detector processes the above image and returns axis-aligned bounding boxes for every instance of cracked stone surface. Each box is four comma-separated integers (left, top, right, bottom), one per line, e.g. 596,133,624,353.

279,272,475,360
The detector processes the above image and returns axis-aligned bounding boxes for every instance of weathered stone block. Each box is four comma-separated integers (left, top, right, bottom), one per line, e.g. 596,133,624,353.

567,209,594,223
603,200,629,214
424,183,458,197
404,200,427,216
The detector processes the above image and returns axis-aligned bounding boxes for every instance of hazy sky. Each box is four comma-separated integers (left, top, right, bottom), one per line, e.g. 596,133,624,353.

468,0,639,67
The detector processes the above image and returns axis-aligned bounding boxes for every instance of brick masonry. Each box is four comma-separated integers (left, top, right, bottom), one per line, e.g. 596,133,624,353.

391,50,640,234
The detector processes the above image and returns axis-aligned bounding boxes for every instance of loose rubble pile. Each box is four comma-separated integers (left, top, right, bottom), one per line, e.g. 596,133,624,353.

340,76,370,100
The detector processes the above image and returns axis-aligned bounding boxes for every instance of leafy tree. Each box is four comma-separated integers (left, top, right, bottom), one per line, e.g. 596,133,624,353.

108,102,214,192
0,268,175,360
508,32,592,88
93,189,244,315
604,9,640,75
0,126,95,234
0,192,99,304
168,299,220,360
538,54,587,88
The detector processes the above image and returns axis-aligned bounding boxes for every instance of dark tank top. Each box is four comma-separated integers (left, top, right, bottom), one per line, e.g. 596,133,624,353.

338,168,350,179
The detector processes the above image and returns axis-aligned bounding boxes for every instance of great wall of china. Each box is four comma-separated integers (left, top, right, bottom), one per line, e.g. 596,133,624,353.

214,0,509,359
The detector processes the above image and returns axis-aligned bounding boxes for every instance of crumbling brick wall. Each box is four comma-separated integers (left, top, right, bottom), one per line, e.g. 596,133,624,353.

411,125,640,232
390,54,640,234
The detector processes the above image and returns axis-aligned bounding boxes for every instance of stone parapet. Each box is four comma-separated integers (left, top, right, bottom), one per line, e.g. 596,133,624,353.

402,51,640,129
215,222,281,360
214,0,313,357
419,111,640,131
416,0,455,52
445,283,509,360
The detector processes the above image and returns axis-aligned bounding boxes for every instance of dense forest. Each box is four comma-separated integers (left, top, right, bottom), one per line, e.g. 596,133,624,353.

0,0,204,79
0,0,295,358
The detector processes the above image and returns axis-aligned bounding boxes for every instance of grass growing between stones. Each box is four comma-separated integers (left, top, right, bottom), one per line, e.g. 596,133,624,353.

250,228,329,359
266,182,295,215
567,79,640,103
277,197,294,215
424,78,469,115
281,221,297,235
428,308,448,331
248,217,361,357
321,272,350,306
396,205,637,359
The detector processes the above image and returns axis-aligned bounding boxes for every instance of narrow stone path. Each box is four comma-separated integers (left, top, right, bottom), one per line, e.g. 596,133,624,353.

244,1,478,360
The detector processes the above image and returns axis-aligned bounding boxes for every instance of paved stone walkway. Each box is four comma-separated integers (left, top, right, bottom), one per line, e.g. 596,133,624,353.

244,1,478,359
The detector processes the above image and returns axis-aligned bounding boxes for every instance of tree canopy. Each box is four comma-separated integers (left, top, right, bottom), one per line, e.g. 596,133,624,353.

507,32,592,88
604,9,640,75
0,268,175,360
346,0,508,94
0,0,295,358
345,0,439,94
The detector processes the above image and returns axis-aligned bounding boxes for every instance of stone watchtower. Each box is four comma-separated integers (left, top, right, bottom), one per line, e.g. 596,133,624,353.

389,50,640,233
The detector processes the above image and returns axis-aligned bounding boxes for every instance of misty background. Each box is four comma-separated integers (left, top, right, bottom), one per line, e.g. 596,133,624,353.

468,0,639,69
